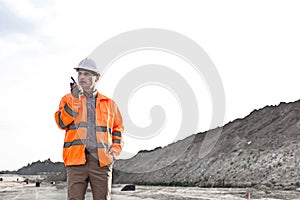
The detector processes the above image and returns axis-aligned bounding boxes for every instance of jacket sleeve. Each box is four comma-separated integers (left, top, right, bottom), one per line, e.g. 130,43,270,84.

110,101,124,156
54,94,81,130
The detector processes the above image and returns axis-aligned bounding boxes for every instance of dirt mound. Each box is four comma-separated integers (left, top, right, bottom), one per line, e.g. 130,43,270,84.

113,100,300,189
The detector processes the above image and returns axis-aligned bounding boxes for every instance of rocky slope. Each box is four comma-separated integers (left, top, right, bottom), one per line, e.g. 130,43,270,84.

113,100,300,189
16,159,65,175
1,159,67,182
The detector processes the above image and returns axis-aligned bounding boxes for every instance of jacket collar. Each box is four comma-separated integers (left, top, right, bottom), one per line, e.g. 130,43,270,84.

96,91,109,100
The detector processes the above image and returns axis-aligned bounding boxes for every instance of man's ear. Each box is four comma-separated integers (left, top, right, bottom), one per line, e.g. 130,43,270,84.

95,74,100,82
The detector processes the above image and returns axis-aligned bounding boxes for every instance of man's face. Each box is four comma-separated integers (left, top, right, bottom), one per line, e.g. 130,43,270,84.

77,69,99,91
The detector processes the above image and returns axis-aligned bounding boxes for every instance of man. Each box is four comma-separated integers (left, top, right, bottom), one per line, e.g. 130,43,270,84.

54,58,124,200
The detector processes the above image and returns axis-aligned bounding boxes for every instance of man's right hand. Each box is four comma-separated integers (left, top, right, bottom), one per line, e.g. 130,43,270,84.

70,83,83,98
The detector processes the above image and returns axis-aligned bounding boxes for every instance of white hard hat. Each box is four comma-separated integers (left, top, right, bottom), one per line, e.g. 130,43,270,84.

74,58,100,75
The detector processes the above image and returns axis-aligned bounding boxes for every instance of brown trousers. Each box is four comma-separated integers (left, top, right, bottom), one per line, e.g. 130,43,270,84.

67,153,112,200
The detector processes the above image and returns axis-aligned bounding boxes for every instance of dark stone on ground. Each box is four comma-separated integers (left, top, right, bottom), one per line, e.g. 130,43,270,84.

121,184,136,191
36,181,40,187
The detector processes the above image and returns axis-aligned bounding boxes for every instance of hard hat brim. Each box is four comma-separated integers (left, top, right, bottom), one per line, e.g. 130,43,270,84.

74,67,100,76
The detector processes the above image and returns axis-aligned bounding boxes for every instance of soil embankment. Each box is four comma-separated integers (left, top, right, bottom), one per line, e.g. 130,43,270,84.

114,100,300,190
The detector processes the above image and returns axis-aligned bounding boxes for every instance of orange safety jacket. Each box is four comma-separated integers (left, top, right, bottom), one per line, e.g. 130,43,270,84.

54,92,124,167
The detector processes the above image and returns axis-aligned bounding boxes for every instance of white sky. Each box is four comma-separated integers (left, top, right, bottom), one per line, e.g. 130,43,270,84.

0,0,300,171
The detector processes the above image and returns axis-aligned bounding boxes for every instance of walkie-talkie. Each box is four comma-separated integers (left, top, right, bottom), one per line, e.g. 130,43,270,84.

71,76,76,84
70,76,83,96
70,76,77,87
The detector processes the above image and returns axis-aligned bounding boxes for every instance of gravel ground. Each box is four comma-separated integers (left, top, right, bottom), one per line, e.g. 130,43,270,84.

1,175,300,200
